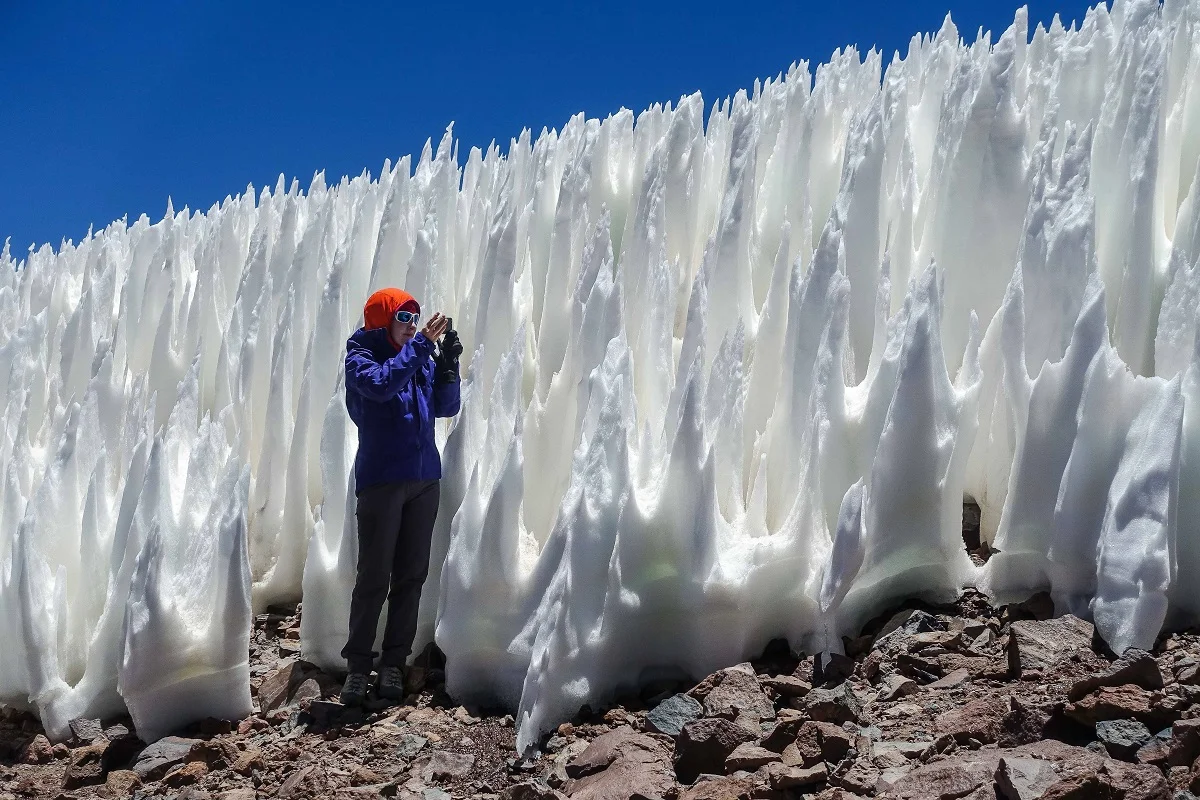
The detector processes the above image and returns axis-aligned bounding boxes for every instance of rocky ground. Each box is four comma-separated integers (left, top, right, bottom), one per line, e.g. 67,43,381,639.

4,512,1200,799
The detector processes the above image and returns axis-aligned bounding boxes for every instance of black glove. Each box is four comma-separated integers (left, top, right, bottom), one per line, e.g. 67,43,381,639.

435,321,462,383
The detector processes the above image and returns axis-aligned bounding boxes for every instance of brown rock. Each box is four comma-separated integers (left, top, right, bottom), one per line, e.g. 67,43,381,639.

925,668,972,691
760,675,811,698
217,790,256,800
1065,684,1176,728
879,673,918,701
276,765,314,798
186,738,241,768
1007,616,1093,676
257,659,301,712
62,739,109,789
702,664,775,725
565,726,670,779
879,757,996,799
566,757,677,800
678,773,761,800
997,696,1051,748
1039,755,1170,800
1067,649,1164,701
936,695,1009,745
759,717,806,752
104,770,141,795
163,760,208,788
675,717,758,784
725,743,779,771
231,746,265,776
350,764,383,785
766,761,828,789
68,717,103,744
20,734,53,764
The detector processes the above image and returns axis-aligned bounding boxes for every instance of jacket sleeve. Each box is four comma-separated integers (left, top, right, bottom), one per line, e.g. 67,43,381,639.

432,373,461,418
345,334,436,402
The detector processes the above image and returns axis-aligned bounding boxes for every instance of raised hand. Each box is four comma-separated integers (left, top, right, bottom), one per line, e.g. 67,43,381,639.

420,313,450,342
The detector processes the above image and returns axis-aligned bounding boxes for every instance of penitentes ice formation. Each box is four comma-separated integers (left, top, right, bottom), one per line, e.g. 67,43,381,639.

2,0,1199,752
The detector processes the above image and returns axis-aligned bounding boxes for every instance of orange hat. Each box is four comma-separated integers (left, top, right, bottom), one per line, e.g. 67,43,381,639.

363,288,420,330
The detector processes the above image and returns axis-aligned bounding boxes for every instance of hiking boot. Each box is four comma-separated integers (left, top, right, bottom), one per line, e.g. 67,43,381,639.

377,665,405,700
340,672,369,707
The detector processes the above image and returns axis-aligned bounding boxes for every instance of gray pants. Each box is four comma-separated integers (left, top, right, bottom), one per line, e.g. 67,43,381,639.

342,479,440,675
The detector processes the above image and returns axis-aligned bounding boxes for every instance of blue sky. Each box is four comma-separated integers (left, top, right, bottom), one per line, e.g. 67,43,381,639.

2,1,1101,253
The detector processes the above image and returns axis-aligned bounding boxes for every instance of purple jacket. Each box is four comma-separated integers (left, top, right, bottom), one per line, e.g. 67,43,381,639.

344,327,461,494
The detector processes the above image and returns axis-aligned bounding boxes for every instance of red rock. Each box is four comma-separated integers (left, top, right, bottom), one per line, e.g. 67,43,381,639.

766,761,828,789
565,726,670,779
702,664,775,725
724,743,779,771
162,760,208,788
105,770,141,795
935,695,1009,745
1065,684,1177,728
20,734,53,764
675,718,759,784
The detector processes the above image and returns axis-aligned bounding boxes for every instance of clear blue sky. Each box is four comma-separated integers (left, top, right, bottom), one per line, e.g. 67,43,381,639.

2,1,1101,253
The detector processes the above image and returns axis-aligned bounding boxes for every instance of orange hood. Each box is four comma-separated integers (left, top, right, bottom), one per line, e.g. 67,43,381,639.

363,288,420,331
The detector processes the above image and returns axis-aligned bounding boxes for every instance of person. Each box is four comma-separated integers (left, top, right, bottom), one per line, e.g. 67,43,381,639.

339,287,463,706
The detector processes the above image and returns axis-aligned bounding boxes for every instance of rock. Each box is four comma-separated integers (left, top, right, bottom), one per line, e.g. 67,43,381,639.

417,751,476,783
761,675,811,698
1095,719,1152,761
20,734,53,764
1067,649,1164,701
874,610,947,651
105,770,141,795
396,733,430,759
163,761,208,788
766,761,828,789
351,765,383,785
232,746,265,776
872,741,932,768
675,717,759,784
102,721,131,740
565,727,671,779
1008,616,1093,676
1065,684,1175,728
805,683,862,725
68,717,103,744
502,782,569,800
565,756,676,800
132,736,201,780
218,790,257,800
702,664,775,724
646,693,704,737
936,696,1008,745
724,743,779,771
997,696,1052,748
925,668,972,691
257,659,301,712
815,653,856,686
61,739,109,789
1038,754,1170,799
291,676,322,706
1149,718,1200,767
678,773,760,800
277,765,314,798
995,756,1059,800
186,738,241,768
879,757,996,799
879,673,918,701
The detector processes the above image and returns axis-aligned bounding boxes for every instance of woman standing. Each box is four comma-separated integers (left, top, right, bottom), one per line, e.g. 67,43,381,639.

339,288,462,706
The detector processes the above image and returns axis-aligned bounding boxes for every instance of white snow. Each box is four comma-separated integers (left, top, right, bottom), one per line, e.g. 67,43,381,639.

3,0,1200,752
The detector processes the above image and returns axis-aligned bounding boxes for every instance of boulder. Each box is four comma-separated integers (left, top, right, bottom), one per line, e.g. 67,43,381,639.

416,750,476,783
760,675,811,698
1038,754,1170,799
1094,719,1152,761
936,695,1009,745
877,757,996,799
675,718,758,784
132,736,201,780
879,673,918,701
678,773,762,800
104,770,141,796
163,760,208,788
805,683,862,725
565,727,670,779
1065,684,1176,729
20,734,53,765
702,664,775,725
1007,616,1093,676
646,693,704,737
925,668,972,691
61,738,109,789
724,743,779,771
766,761,828,790
1067,649,1163,701
232,746,265,776
67,717,103,745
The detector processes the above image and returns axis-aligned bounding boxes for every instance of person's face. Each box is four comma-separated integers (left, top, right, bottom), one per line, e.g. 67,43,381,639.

390,308,418,345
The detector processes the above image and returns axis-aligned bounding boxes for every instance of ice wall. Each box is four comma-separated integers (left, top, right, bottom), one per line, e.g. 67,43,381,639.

4,0,1200,750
